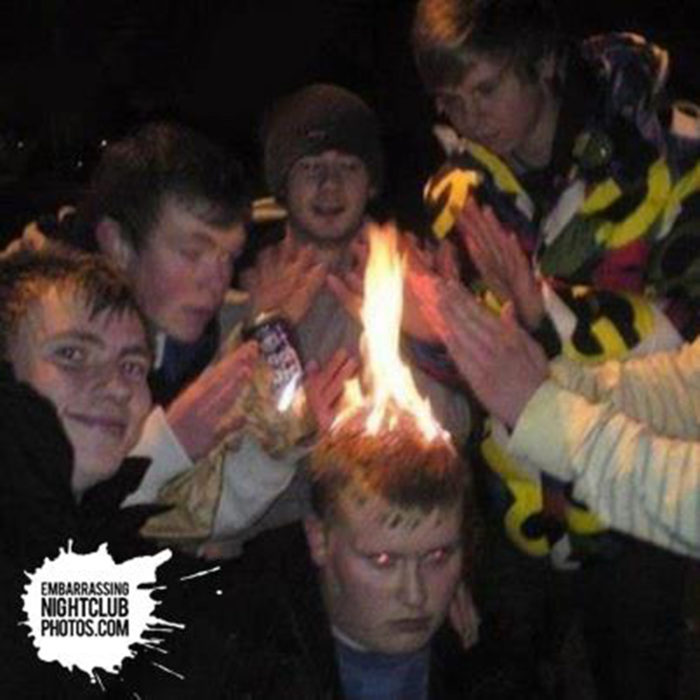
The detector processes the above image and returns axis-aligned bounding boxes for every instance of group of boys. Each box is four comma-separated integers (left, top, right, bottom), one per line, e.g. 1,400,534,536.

3,0,700,698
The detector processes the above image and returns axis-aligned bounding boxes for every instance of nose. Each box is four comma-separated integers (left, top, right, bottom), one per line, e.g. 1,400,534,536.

397,561,427,609
318,163,342,190
95,363,133,403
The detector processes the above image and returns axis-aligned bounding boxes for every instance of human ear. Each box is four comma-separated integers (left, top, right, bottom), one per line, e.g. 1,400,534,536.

95,218,134,271
304,515,329,566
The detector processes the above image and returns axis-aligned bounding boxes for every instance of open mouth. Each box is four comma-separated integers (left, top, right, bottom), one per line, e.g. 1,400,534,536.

312,204,345,218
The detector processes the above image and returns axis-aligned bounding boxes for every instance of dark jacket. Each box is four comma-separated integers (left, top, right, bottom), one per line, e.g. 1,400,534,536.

0,364,232,699
218,523,520,699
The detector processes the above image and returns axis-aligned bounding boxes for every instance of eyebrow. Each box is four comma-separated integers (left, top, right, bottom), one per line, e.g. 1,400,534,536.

52,330,105,347
50,331,151,359
185,230,244,256
354,537,463,556
119,345,152,360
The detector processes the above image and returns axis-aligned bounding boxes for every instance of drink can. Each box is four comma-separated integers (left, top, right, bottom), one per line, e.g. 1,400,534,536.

243,311,304,411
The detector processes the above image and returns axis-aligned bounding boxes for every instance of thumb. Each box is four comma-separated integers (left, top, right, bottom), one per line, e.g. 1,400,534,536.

500,301,519,328
326,273,362,319
305,359,320,376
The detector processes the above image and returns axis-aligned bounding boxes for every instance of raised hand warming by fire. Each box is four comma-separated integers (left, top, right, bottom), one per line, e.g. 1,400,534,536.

456,199,545,330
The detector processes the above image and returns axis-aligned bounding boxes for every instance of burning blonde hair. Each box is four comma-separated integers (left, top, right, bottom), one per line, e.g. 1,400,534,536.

309,412,467,521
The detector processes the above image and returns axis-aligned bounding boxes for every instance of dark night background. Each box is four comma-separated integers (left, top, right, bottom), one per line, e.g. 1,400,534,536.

1,0,698,242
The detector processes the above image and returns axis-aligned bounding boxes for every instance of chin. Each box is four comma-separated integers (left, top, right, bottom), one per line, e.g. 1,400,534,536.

167,321,208,344
74,454,123,492
376,635,431,655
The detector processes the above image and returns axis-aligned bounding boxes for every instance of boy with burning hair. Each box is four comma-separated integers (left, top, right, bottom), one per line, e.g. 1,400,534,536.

222,412,495,699
307,417,469,657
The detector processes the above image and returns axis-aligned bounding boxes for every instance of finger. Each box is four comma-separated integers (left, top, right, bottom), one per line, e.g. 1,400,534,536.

344,269,364,296
320,356,359,405
473,205,508,267
408,270,450,340
239,267,257,291
202,363,255,413
318,348,351,385
436,239,460,280
294,243,320,271
327,273,363,319
208,341,259,383
253,245,275,280
213,413,247,442
404,240,432,278
445,284,506,340
440,287,506,357
500,301,519,328
349,235,369,269
305,261,329,294
280,227,296,258
305,359,320,376
458,204,497,272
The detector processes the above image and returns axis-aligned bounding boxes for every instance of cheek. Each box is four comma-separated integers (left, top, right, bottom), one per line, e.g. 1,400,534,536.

286,181,313,212
126,388,152,442
426,560,462,609
131,252,191,314
345,180,371,213
331,551,386,605
22,364,78,417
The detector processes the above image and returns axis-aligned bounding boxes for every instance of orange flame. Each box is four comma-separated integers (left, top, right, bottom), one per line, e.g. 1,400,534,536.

334,223,450,445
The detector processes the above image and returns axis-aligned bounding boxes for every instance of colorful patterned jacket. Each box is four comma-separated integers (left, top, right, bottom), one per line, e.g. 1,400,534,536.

421,33,700,560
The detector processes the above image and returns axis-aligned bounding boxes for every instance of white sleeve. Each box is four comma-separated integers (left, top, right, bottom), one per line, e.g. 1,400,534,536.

122,406,193,506
508,379,700,558
550,338,700,438
210,437,303,537
124,406,301,538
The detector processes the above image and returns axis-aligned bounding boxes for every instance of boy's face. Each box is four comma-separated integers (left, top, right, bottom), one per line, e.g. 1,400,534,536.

9,286,152,496
127,198,246,342
306,493,463,654
433,51,554,163
285,150,374,248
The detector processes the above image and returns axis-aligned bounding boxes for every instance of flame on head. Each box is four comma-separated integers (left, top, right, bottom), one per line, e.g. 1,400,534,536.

334,223,450,446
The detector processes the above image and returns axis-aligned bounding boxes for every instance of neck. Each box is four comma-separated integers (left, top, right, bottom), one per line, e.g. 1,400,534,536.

511,87,561,170
332,625,369,652
287,225,356,269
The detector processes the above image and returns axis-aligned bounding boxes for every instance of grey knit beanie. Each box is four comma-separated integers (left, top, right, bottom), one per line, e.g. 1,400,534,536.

263,83,384,198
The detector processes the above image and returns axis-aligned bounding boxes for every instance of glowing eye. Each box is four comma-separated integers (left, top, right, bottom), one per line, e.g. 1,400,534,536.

423,547,454,567
368,552,396,569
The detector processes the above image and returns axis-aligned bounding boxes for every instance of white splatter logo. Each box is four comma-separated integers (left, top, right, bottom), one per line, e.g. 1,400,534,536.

21,542,183,686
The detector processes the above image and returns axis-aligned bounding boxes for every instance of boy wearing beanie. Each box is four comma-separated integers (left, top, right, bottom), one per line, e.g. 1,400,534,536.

212,83,472,552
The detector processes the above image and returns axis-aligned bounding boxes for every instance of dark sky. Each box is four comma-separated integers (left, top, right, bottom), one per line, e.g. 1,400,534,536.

1,0,698,233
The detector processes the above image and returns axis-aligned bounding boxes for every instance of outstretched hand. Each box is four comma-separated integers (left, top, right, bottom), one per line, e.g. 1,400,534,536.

456,199,544,330
326,234,368,322
166,341,259,460
327,228,460,343
409,269,549,427
304,348,360,433
241,229,327,325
